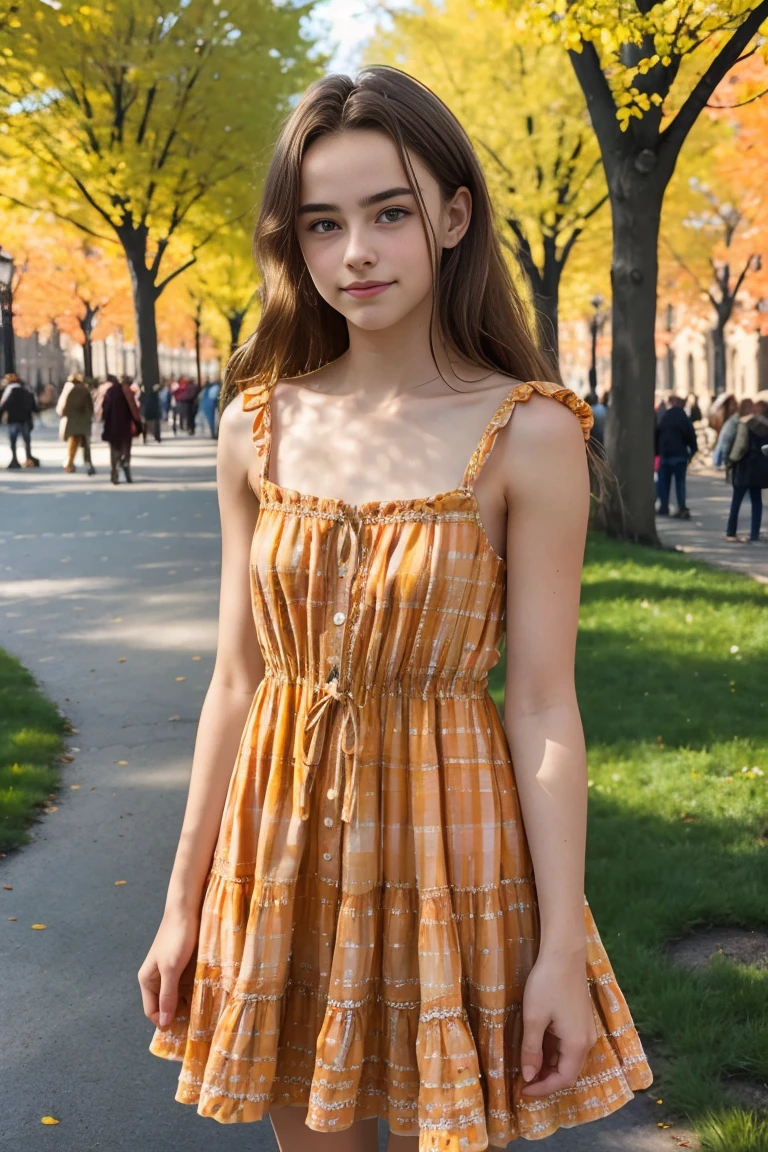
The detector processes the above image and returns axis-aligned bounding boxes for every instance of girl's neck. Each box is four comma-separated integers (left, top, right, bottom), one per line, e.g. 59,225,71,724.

329,300,489,402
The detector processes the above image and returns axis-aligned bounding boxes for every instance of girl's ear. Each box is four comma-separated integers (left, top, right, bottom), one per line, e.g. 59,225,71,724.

442,186,472,251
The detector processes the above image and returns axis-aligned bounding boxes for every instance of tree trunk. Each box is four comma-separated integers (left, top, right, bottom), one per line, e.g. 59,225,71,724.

79,305,96,379
122,237,161,420
536,236,561,366
228,311,246,357
711,324,727,396
598,168,664,545
83,334,93,379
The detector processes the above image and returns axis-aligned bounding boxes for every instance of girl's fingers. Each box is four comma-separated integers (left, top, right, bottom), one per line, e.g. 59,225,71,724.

521,1040,589,1096
138,963,161,1026
158,967,180,1028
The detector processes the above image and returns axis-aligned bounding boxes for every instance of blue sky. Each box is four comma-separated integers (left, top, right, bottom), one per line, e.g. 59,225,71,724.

305,0,400,73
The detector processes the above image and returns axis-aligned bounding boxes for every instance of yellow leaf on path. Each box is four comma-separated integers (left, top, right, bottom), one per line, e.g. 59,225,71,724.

58,755,74,763
31,924,47,930
192,656,201,661
117,760,128,766
114,880,127,886
8,916,17,921
112,617,123,623
3,884,11,890
44,806,58,813
41,1116,60,1125
70,785,80,790
175,676,186,682
118,658,127,663
168,715,180,721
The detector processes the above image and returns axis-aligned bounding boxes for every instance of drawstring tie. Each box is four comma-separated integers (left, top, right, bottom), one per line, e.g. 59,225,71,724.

298,677,361,824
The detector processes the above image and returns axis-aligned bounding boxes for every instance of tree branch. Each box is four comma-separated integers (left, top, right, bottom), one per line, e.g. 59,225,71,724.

661,0,768,159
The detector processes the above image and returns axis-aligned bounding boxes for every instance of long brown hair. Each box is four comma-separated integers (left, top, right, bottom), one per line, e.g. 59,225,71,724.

225,65,612,504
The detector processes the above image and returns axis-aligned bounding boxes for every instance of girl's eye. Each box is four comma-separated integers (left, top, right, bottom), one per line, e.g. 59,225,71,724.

308,219,339,234
378,207,409,223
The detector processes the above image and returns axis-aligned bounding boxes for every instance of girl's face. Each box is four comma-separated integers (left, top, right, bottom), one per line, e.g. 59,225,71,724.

296,128,471,332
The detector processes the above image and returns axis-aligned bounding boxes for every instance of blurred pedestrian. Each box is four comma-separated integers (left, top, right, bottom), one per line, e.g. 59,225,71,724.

0,373,40,468
159,379,171,425
685,392,702,423
655,393,698,519
585,387,606,446
56,371,96,475
175,377,198,435
198,378,220,439
102,373,143,484
725,398,768,543
138,376,162,443
714,397,752,469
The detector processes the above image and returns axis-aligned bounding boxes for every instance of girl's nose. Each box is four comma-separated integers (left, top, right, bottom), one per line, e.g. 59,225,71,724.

343,226,377,270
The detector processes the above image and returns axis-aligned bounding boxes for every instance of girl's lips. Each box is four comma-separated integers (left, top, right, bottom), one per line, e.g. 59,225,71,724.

342,282,393,299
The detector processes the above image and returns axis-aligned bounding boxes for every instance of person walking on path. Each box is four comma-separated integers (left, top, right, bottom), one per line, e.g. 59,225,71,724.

0,373,40,468
101,372,142,484
56,372,96,475
175,376,198,435
713,396,751,469
198,378,220,439
138,67,652,1152
725,398,768,543
585,387,607,446
655,393,698,518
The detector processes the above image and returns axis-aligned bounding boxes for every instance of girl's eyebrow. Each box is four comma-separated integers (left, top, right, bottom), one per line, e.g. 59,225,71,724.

297,186,415,215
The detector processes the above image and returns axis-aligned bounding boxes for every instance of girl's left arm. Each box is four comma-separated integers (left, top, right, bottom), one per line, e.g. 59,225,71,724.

500,390,597,1097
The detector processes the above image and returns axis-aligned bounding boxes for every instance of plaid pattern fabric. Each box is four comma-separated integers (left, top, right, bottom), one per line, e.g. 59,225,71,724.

150,379,653,1150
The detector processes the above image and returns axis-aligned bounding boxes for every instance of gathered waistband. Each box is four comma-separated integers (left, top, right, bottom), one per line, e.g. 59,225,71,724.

262,665,490,701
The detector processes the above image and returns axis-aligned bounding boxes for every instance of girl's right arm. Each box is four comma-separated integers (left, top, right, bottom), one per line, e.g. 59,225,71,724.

138,397,265,1030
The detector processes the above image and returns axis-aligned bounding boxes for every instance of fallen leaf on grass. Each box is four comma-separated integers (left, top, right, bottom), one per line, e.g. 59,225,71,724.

657,1121,671,1128
31,924,47,930
40,1116,60,1125
114,880,127,886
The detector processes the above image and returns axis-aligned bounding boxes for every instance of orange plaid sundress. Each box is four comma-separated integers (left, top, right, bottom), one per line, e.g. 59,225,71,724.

150,378,653,1150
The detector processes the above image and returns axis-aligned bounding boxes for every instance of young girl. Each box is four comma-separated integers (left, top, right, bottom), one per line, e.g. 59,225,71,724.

139,66,653,1152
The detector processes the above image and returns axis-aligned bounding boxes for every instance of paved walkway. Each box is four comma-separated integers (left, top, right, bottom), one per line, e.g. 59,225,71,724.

655,461,768,584
0,418,695,1151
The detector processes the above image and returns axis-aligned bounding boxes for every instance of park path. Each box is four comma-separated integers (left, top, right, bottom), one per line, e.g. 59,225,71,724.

655,461,768,583
0,416,695,1152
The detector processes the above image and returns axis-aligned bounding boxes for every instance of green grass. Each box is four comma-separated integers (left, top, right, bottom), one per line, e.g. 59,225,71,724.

490,532,768,1150
0,647,66,851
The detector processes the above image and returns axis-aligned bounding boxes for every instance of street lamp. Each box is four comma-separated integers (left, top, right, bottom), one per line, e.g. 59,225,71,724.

589,294,604,394
0,247,16,377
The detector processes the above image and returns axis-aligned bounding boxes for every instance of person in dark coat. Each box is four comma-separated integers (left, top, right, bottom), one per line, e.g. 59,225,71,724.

0,373,40,468
655,393,698,519
725,399,768,543
102,374,143,484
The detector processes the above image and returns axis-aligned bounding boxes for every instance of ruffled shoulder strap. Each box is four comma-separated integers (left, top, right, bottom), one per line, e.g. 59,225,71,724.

241,382,274,481
461,379,594,489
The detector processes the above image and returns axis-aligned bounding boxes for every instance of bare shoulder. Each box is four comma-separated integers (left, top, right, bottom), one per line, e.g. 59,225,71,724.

218,389,257,493
498,381,591,500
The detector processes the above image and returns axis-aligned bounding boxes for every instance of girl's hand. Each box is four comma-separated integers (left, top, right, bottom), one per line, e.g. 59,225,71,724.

137,908,200,1030
519,951,598,1097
